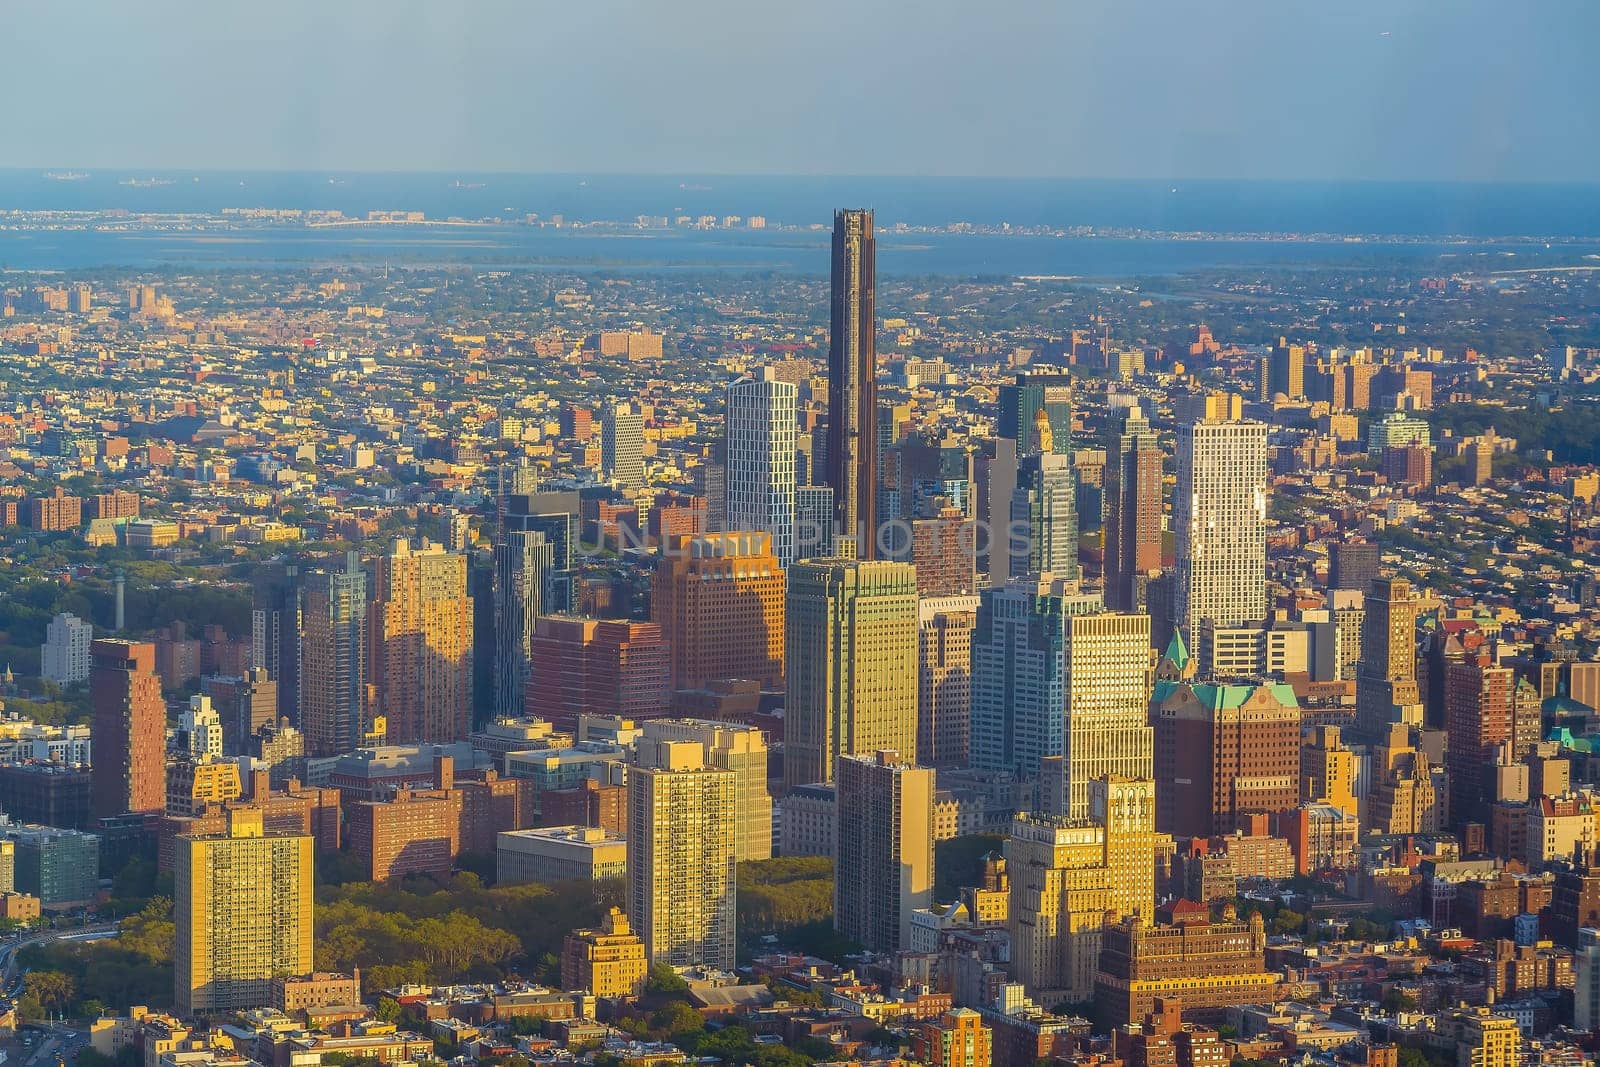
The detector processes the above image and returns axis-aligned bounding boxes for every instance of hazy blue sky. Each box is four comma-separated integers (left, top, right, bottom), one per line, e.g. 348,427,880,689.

5,0,1596,181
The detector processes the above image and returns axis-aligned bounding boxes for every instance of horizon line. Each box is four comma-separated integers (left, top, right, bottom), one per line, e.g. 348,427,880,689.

5,166,1600,189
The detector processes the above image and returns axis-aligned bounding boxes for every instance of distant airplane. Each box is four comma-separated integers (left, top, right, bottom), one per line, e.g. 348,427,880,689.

1380,30,1392,36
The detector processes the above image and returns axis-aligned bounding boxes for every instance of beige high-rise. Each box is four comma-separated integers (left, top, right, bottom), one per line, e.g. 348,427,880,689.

1368,723,1445,834
1356,577,1422,741
628,739,737,969
1438,1006,1519,1067
1300,724,1357,817
175,808,312,1017
1060,613,1154,820
371,540,473,745
640,718,772,861
1007,776,1166,1005
918,595,981,768
835,750,933,954
785,559,918,788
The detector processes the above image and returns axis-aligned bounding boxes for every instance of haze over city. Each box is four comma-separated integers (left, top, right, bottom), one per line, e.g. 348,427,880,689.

1,9,1600,1067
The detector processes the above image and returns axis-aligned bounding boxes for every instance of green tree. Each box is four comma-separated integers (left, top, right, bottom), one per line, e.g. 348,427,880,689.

23,970,75,1016
1271,909,1306,936
644,963,690,997
738,863,834,933
1383,989,1418,1013
650,1000,704,1043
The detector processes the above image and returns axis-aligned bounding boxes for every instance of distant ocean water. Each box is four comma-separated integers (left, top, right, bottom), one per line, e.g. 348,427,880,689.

4,170,1600,275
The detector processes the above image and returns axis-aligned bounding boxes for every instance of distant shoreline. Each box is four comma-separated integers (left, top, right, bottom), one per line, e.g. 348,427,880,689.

3,222,1599,278
2,170,1598,241
4,210,1598,248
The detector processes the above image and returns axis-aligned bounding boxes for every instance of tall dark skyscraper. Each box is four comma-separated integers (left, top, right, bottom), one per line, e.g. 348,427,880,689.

1103,402,1164,612
501,490,579,614
251,563,301,726
826,208,878,557
298,553,369,757
493,529,553,719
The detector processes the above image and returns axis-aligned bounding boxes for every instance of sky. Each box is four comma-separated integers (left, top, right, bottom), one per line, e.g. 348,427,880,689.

4,0,1597,182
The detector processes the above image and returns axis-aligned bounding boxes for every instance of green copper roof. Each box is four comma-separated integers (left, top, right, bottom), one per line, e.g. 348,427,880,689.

1164,627,1190,670
1547,726,1594,753
1151,679,1300,710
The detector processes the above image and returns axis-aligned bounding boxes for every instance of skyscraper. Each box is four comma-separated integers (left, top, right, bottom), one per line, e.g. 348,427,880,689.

178,695,224,760
826,209,878,556
1171,393,1267,659
969,575,1102,777
175,807,313,1017
252,563,302,726
1103,402,1164,613
562,908,648,1000
640,718,772,862
628,738,737,970
909,507,977,597
1010,448,1079,581
1058,612,1154,820
974,436,1018,589
794,485,835,560
1355,577,1423,741
1299,724,1357,817
1007,776,1164,1005
784,559,919,789
601,400,645,489
526,618,671,730
299,553,368,758
1260,338,1306,402
652,532,785,692
40,612,93,685
370,541,473,745
1575,928,1600,1031
492,529,553,719
1328,540,1380,593
835,750,933,954
203,667,278,756
90,638,165,819
997,371,1074,458
1151,673,1301,838
694,443,727,534
1446,653,1515,828
890,435,974,522
726,368,798,566
500,490,579,615
917,595,981,769
1367,723,1445,835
